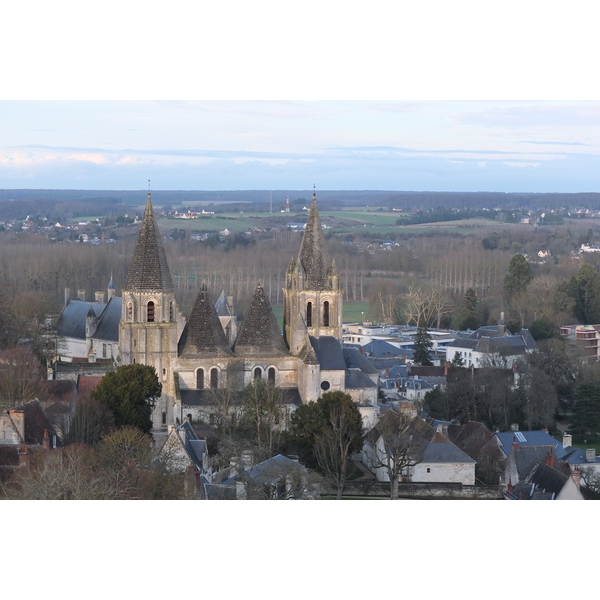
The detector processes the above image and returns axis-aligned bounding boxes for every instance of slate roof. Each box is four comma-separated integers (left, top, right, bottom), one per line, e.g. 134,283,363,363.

91,297,122,342
57,300,105,339
178,284,233,357
180,387,302,407
559,446,600,465
214,290,234,317
233,283,289,356
309,336,346,370
512,446,556,482
421,437,477,464
124,193,174,292
345,368,377,389
343,347,379,374
526,462,569,496
9,399,56,446
222,454,307,487
496,430,563,457
297,193,327,290
363,339,406,357
451,326,536,356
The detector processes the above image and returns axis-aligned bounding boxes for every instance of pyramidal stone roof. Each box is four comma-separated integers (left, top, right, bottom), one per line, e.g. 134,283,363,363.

124,192,174,292
178,284,233,357
297,192,327,290
233,282,289,356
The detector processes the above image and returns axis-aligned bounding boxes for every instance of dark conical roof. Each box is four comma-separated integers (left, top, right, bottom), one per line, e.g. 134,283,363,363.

233,282,289,356
178,284,233,357
297,192,326,290
124,192,174,292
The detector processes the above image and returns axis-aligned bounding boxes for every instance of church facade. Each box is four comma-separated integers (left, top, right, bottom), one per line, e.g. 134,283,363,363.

117,191,378,429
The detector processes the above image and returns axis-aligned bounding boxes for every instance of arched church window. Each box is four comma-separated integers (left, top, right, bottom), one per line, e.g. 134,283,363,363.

268,367,276,384
127,302,133,321
169,301,174,322
196,369,204,389
210,367,218,389
306,302,313,327
323,301,330,327
254,367,262,380
147,301,155,323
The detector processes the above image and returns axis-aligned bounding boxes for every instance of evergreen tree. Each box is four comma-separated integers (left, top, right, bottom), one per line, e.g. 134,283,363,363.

91,364,161,434
504,253,533,299
572,263,600,324
412,327,433,366
571,382,600,435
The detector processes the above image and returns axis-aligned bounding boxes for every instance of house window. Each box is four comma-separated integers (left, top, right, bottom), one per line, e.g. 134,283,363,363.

254,367,262,380
102,343,107,358
210,367,218,389
197,369,204,389
162,412,167,425
268,367,276,384
306,302,313,327
323,301,330,327
147,301,155,322
427,467,431,473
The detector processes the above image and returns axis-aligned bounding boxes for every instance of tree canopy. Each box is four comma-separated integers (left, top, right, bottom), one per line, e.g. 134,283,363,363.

504,253,533,298
91,364,161,434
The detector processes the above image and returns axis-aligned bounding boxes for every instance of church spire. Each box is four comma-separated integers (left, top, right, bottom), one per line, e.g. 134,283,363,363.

297,187,326,290
124,190,174,292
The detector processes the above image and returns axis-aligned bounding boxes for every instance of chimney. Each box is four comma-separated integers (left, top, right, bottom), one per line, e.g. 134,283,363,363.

227,295,234,311
241,450,254,470
64,287,71,308
444,361,450,376
77,289,85,301
545,450,555,469
18,444,29,468
572,465,581,489
42,429,50,450
510,423,519,432
586,448,596,462
95,291,104,303
563,433,572,448
507,478,514,493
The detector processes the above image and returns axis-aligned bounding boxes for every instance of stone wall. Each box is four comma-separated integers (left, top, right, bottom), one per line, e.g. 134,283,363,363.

325,480,503,500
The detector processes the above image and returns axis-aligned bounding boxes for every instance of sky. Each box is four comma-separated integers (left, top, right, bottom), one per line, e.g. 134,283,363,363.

3,99,600,192
2,3,600,193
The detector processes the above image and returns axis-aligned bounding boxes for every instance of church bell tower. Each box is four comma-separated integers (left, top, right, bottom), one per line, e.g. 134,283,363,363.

283,190,343,354
119,189,184,428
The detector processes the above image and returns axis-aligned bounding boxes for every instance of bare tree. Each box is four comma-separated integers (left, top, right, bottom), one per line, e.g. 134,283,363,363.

370,411,425,499
314,401,363,500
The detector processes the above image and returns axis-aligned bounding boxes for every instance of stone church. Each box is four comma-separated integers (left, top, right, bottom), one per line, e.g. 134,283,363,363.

60,190,379,429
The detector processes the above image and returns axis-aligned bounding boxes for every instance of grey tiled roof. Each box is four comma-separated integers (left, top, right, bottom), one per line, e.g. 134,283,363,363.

343,347,379,374
345,368,377,389
124,193,174,292
496,430,562,457
309,336,346,370
297,194,327,290
233,283,289,356
178,284,233,357
421,440,476,463
92,297,122,342
57,300,105,339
